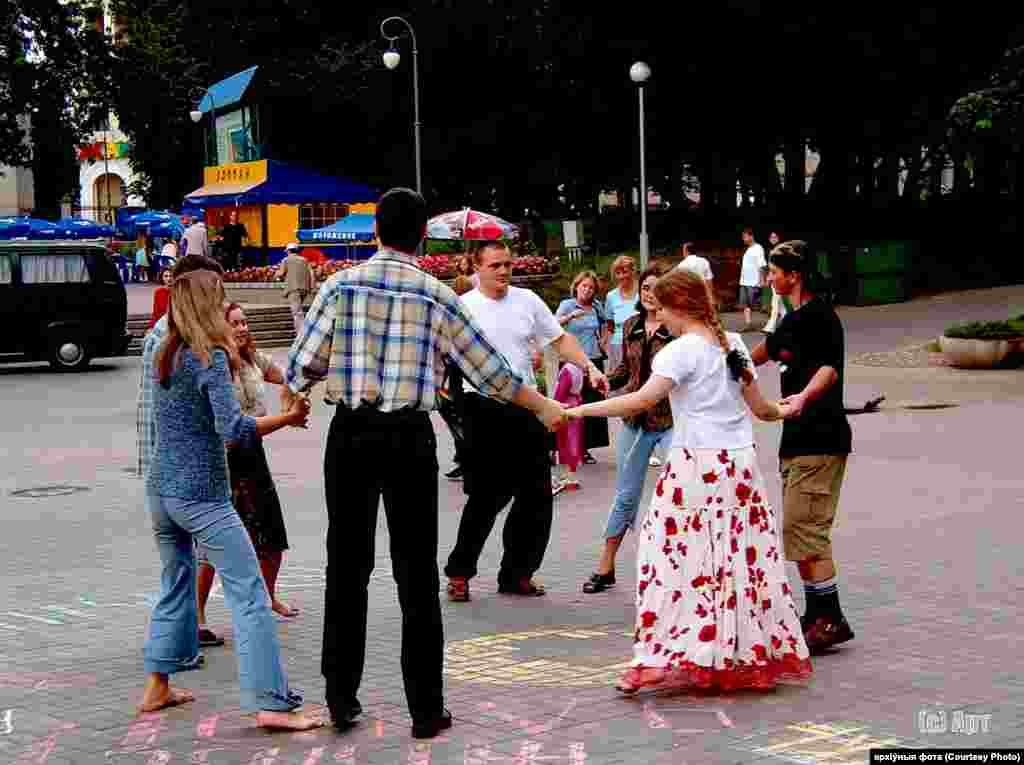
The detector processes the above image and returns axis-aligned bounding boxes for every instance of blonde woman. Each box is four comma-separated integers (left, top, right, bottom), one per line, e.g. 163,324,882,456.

141,267,320,730
604,255,639,374
567,269,811,693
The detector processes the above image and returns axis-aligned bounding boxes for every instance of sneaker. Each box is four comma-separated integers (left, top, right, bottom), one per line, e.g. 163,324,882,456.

649,456,662,468
444,465,464,481
803,615,855,654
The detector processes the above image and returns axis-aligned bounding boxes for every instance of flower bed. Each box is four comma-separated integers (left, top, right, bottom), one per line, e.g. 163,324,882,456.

222,254,558,284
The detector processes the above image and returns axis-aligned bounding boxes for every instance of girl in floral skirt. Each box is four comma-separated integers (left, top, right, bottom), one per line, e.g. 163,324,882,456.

565,268,812,693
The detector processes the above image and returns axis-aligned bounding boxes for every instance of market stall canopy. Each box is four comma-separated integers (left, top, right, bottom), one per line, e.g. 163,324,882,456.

184,160,378,207
297,213,376,244
195,66,258,115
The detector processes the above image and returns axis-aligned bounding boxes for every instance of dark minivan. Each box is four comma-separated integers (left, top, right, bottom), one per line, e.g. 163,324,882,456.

0,240,132,371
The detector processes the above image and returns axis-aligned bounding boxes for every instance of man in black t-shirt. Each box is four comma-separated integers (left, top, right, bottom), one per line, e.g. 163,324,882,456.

218,209,248,271
750,240,854,654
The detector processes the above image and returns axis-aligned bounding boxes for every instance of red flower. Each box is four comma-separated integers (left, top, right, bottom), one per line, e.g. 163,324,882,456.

781,583,790,595
641,564,650,575
726,462,737,478
716,508,724,519
653,643,663,655
698,625,717,642
726,593,737,610
771,635,783,649
691,575,708,589
655,479,665,497
676,543,688,556
762,598,772,612
638,580,649,595
702,471,718,484
672,590,682,604
746,546,757,565
672,487,684,507
645,633,653,643
691,513,703,532
684,449,693,460
718,450,730,464
695,603,708,618
752,491,762,504
665,517,678,536
749,507,760,525
640,611,657,628
731,538,739,554
743,468,753,480
736,483,752,503
752,644,768,661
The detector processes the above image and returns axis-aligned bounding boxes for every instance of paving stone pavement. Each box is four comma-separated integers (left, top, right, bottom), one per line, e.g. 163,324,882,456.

1,286,1023,763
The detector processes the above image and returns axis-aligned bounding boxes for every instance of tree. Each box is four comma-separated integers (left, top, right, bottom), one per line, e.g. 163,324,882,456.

0,0,114,213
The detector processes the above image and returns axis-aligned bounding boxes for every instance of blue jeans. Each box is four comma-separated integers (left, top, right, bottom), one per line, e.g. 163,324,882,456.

144,492,301,712
603,425,671,538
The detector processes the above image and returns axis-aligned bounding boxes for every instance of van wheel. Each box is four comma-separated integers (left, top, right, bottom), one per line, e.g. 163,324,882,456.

48,335,92,372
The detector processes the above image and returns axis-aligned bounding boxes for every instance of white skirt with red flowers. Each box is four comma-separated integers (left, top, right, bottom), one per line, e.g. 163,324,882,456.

630,445,812,690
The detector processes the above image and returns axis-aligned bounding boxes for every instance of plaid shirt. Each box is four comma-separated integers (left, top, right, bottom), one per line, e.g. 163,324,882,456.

136,316,169,478
286,248,523,411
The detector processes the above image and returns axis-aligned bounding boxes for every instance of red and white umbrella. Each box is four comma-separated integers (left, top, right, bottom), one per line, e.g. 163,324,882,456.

427,208,519,241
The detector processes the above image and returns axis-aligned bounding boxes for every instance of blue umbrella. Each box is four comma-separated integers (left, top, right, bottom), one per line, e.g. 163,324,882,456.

127,211,183,240
0,217,60,240
55,218,114,239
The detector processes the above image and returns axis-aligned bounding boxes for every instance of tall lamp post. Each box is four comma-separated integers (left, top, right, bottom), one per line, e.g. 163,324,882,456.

630,61,651,271
380,16,422,195
190,87,218,168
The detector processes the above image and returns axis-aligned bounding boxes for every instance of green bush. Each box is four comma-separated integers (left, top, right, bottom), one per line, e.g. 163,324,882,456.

943,318,1024,340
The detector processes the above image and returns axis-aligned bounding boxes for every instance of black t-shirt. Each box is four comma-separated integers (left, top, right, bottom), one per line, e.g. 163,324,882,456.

766,297,852,458
220,223,248,253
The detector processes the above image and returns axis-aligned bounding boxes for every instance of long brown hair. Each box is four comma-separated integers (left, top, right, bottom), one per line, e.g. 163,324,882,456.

653,269,754,384
157,269,237,387
634,264,665,321
225,302,256,367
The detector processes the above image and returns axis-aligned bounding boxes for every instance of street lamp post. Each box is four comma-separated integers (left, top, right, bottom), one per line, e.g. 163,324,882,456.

630,61,651,271
380,16,422,195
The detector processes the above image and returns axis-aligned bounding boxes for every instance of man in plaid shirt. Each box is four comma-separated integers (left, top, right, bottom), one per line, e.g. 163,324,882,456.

284,188,566,739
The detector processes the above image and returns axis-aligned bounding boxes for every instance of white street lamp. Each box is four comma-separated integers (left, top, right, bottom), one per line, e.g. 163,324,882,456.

189,87,218,166
630,61,651,270
380,16,422,195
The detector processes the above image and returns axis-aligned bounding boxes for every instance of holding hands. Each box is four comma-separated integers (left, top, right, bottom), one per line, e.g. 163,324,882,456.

286,395,311,429
538,397,570,433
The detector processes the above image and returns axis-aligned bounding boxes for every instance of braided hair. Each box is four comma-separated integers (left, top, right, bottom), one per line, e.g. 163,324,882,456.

653,269,754,385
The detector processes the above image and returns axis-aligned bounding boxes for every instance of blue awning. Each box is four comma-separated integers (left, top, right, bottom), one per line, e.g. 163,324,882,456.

297,213,376,243
185,161,378,207
197,66,258,115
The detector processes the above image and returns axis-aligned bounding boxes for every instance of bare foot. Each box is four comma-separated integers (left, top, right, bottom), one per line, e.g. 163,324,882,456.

255,710,324,731
139,679,195,713
272,600,299,618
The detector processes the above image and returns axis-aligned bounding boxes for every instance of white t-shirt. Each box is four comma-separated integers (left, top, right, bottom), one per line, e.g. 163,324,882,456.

461,286,563,390
651,332,757,450
677,255,713,283
739,243,766,287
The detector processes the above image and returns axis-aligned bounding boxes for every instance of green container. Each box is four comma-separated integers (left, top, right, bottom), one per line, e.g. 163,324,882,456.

854,241,911,276
854,274,909,305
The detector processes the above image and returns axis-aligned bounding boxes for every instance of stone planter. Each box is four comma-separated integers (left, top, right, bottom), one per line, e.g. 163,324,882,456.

938,336,1018,369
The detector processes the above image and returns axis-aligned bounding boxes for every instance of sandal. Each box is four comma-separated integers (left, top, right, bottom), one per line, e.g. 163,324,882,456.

198,627,224,647
615,666,668,695
582,572,615,594
447,577,470,603
497,577,546,596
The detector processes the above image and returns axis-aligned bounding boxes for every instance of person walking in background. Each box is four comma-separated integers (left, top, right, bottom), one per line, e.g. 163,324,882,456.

284,188,568,738
438,274,476,481
178,216,191,258
580,264,674,594
455,254,480,288
566,268,811,693
605,256,640,373
762,231,788,334
140,263,319,730
278,243,315,336
134,235,150,283
149,268,173,329
218,209,249,272
195,302,301,648
676,242,713,286
738,227,767,331
555,270,610,464
552,361,585,493
182,214,210,258
444,240,607,604
160,237,178,270
750,240,855,653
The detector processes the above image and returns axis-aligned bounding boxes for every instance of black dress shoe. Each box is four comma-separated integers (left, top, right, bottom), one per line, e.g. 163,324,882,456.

412,708,452,739
582,572,616,593
328,698,362,729
444,465,464,480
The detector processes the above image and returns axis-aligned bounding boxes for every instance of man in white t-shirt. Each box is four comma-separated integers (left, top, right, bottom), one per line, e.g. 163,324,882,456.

738,227,767,331
676,242,713,285
444,241,609,602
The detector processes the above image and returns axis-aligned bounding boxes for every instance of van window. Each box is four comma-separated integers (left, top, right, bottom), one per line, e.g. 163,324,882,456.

0,255,11,284
21,254,91,284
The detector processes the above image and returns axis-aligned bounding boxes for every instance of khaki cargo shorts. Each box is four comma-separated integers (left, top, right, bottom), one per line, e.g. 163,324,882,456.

780,454,848,562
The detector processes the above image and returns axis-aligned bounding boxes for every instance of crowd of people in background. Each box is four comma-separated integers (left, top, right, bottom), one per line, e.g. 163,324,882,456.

136,197,854,739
